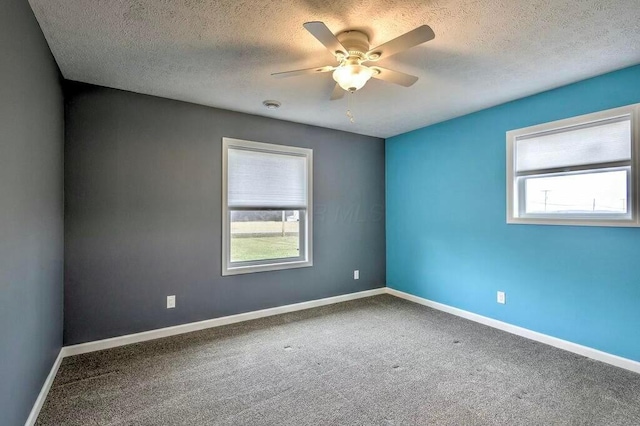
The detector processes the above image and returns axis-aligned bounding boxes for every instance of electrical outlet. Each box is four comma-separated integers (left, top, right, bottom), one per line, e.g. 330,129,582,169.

497,291,506,305
354,270,359,280
167,295,176,309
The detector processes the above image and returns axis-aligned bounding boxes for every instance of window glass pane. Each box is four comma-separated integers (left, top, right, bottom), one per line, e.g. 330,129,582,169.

228,148,307,208
230,210,301,263
516,118,631,172
524,170,628,215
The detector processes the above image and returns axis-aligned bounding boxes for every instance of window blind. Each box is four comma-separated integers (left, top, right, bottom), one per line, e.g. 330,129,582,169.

228,148,308,208
515,117,631,172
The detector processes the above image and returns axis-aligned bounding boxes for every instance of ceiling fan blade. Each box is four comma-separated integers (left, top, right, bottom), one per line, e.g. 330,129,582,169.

303,21,348,57
371,67,419,87
367,25,435,60
271,65,335,79
330,83,345,101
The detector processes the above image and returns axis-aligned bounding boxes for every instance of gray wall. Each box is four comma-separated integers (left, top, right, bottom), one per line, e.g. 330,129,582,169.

64,83,385,345
0,1,64,425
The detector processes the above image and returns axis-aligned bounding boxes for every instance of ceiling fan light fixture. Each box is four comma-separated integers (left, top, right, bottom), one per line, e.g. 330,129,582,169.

332,64,374,92
272,22,434,100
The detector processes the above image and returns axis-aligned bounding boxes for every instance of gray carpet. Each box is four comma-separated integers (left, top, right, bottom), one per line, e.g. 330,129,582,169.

37,295,640,425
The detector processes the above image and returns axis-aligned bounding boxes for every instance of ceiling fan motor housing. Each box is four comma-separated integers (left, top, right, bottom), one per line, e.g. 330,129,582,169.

337,31,370,58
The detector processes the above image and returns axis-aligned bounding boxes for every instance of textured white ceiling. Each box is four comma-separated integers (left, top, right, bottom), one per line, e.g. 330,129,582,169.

29,0,640,138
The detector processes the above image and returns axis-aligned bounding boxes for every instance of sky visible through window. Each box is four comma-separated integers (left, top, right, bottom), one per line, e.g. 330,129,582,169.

524,170,627,214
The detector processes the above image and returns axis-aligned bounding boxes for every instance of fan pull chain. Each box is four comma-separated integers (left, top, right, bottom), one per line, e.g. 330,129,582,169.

346,90,355,123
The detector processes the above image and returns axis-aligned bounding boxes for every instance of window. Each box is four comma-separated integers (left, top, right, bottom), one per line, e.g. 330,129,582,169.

507,104,640,227
222,138,312,275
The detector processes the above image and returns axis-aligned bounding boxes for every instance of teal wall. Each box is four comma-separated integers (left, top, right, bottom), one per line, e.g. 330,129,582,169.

386,65,640,362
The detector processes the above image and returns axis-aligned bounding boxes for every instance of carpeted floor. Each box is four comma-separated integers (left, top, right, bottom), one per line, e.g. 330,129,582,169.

37,295,640,425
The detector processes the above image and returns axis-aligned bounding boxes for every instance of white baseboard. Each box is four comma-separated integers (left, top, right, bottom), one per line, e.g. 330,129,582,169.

24,349,64,426
63,288,386,357
386,287,640,375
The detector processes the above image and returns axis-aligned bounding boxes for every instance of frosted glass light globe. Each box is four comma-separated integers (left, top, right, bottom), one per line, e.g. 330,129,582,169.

333,64,374,92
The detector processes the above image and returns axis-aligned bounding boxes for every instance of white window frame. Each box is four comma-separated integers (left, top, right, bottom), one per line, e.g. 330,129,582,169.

222,137,313,276
506,104,640,227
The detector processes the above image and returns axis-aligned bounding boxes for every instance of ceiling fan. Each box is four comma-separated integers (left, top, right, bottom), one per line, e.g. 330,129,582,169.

272,21,435,100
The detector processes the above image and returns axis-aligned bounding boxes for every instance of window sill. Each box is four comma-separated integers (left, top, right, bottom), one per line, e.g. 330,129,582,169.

506,217,640,228
222,259,313,276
